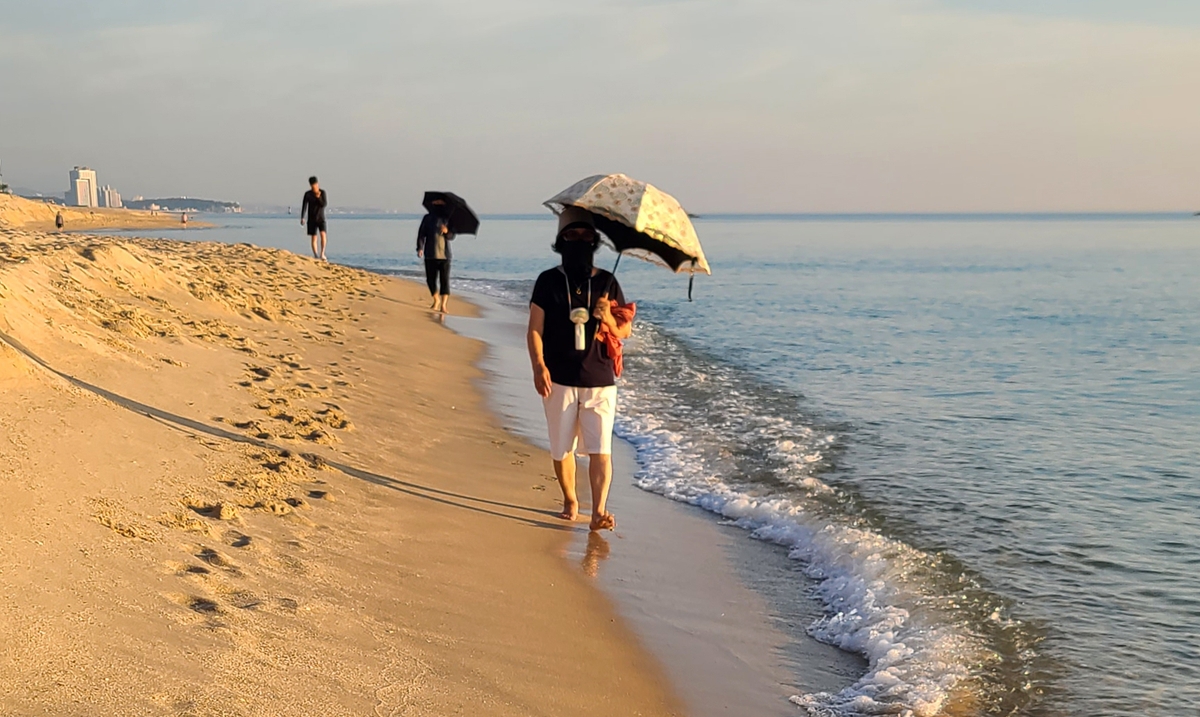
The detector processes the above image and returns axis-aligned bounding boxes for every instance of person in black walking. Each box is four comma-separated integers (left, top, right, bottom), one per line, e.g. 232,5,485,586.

55,211,64,230
301,176,328,261
416,199,455,312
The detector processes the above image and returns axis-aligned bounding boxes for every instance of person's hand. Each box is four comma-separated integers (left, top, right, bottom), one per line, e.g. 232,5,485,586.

417,249,423,259
594,294,617,329
533,362,553,398
300,218,305,225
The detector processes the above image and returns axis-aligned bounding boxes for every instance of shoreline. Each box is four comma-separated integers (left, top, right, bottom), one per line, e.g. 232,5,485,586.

0,193,209,232
0,228,682,715
446,290,865,716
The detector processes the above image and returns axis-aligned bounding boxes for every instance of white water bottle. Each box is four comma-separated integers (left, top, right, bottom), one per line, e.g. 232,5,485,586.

570,307,590,350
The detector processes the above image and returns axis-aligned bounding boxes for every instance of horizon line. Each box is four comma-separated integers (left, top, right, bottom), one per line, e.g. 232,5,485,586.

234,210,1199,220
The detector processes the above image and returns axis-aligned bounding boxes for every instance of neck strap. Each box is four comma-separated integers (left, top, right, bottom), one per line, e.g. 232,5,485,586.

558,266,592,313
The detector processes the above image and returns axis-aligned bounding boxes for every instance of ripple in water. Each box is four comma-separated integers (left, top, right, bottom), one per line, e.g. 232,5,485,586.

617,324,1049,716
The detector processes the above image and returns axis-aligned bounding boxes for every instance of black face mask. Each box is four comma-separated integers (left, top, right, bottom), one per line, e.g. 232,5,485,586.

561,241,595,281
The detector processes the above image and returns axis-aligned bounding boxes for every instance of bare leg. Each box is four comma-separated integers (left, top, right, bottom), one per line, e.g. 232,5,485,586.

439,294,449,313
319,231,328,261
310,234,319,258
552,456,579,521
587,453,615,531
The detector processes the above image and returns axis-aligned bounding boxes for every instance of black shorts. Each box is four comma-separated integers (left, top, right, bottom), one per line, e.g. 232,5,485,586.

306,219,327,235
425,259,450,295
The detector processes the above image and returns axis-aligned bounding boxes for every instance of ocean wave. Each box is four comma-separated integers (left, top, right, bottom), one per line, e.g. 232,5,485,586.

441,272,1029,716
616,325,1007,716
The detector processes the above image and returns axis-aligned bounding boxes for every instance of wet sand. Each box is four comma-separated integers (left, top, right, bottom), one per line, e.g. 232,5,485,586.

0,227,682,715
447,294,865,717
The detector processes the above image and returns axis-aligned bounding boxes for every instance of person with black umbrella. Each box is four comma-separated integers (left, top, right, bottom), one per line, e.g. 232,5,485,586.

416,191,479,314
416,198,455,313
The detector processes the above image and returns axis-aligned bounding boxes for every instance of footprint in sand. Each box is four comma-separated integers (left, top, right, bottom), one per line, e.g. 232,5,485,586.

284,497,312,511
165,560,211,576
187,501,240,521
223,589,263,611
196,547,242,576
188,597,221,615
228,532,253,548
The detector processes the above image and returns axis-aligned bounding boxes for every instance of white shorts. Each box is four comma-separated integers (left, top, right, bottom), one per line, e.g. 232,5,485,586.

542,383,617,461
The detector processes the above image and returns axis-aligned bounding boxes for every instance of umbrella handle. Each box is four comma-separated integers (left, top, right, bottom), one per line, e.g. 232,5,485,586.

604,252,622,298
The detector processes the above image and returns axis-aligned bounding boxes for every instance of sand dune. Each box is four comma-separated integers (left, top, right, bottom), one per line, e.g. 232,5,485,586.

0,193,194,231
0,227,681,716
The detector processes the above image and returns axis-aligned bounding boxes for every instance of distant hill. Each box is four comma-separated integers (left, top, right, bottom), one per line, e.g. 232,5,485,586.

124,197,241,213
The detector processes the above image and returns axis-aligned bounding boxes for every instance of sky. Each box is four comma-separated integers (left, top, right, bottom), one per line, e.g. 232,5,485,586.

1,0,1198,213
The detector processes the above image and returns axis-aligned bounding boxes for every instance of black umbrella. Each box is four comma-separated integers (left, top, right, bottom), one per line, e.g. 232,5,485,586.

422,191,480,235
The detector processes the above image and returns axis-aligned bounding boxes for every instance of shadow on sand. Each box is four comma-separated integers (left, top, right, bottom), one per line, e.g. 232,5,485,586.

0,329,569,532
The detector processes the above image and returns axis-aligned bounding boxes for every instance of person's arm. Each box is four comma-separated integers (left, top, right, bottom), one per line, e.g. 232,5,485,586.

527,303,553,397
319,191,327,208
416,216,428,256
300,193,308,224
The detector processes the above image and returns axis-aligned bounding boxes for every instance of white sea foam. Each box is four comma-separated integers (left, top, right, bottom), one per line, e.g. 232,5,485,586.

615,334,993,716
446,283,999,715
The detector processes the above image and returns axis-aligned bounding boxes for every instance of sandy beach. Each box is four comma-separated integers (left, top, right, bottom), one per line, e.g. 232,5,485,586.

0,221,682,715
0,193,200,232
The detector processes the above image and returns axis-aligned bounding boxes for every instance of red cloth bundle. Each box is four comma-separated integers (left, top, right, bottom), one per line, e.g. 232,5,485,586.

597,302,636,378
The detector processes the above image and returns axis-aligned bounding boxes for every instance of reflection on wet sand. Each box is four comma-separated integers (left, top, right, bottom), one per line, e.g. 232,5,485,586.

581,532,611,578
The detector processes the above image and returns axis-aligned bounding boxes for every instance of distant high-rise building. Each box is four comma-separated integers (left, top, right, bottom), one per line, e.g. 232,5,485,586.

66,166,99,207
98,185,122,208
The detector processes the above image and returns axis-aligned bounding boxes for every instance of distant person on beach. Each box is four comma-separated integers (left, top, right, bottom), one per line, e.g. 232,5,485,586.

416,199,454,312
301,176,328,261
527,207,633,531
181,213,188,226
55,211,64,230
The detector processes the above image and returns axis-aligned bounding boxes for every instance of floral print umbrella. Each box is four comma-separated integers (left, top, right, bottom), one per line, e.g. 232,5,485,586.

544,174,711,277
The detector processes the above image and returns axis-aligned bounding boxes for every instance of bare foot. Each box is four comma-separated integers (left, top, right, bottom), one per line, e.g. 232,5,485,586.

589,512,616,532
559,499,579,521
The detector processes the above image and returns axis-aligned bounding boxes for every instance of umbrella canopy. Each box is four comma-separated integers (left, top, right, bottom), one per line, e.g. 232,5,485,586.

544,174,710,276
422,191,480,235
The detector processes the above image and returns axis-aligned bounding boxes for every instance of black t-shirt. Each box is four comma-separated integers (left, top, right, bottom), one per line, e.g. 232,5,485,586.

531,267,626,388
302,189,327,224
417,213,455,260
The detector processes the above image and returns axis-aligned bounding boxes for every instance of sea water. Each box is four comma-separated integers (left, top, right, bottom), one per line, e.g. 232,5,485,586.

137,214,1200,716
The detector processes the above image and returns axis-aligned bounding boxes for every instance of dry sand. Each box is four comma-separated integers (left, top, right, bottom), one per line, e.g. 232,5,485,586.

0,193,201,232
0,225,683,716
